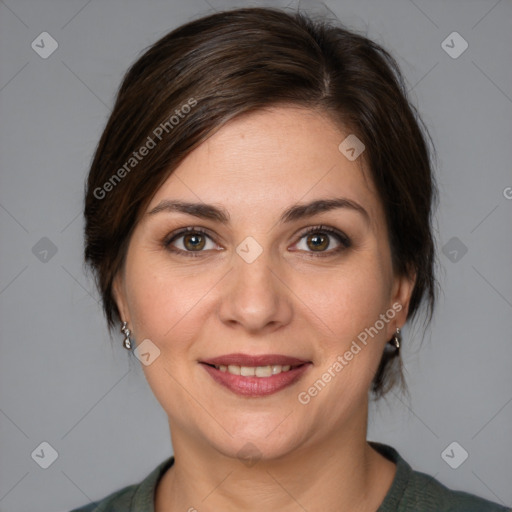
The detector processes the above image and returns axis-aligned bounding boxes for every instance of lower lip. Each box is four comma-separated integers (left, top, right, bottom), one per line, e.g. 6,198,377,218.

201,363,311,397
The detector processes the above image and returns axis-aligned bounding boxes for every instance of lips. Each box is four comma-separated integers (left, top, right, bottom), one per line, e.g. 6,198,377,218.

202,353,309,367
200,353,312,397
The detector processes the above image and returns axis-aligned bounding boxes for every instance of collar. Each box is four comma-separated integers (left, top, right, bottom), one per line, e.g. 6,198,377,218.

129,441,412,511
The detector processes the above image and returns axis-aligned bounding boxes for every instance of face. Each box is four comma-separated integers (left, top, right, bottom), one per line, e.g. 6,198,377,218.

114,106,414,462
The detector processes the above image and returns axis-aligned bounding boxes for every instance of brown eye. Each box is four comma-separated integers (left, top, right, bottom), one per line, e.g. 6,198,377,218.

306,232,329,251
164,227,219,257
292,225,351,257
182,233,206,251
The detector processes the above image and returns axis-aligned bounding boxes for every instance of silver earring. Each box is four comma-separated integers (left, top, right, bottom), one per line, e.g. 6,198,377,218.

121,321,132,350
390,327,401,354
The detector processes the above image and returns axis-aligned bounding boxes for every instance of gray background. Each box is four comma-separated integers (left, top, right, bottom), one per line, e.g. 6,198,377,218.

0,0,511,510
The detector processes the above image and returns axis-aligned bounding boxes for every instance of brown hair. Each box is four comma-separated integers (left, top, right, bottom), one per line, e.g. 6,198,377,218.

84,7,437,399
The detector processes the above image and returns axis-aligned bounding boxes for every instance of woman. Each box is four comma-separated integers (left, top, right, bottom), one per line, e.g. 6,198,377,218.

71,7,508,512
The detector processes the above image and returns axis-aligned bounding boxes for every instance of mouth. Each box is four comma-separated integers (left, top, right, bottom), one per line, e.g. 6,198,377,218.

200,353,312,397
209,363,297,377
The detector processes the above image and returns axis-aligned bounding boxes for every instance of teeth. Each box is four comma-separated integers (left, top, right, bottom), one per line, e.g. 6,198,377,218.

240,366,255,377
216,364,294,377
227,364,241,375
255,365,271,377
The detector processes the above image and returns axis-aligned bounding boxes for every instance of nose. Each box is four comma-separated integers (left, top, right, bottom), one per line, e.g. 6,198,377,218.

218,245,293,335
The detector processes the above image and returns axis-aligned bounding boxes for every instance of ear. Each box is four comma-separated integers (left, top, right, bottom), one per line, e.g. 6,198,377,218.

112,271,130,324
388,269,416,334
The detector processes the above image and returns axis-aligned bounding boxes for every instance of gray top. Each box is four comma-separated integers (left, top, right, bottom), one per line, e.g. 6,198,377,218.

70,441,510,511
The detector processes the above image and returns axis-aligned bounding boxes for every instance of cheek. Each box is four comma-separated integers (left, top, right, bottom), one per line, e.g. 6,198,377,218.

122,262,211,412
295,262,392,338
126,270,203,342
295,274,393,410
290,259,394,397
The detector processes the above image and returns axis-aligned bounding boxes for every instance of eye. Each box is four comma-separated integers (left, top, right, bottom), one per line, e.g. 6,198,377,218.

291,225,351,257
163,224,351,258
164,227,220,257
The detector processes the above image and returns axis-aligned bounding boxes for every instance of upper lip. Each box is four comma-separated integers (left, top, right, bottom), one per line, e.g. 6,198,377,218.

201,353,310,367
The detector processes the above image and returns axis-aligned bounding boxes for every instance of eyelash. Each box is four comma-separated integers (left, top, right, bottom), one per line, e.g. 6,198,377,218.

163,225,351,259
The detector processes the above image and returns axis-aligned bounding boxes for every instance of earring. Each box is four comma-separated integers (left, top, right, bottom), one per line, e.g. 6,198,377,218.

121,321,132,350
390,327,401,354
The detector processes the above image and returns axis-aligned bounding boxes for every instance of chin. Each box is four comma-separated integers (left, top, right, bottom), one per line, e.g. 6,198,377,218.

201,413,310,465
214,436,302,466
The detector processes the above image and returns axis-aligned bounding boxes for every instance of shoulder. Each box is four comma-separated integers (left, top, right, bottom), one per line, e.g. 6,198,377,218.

403,468,510,511
68,456,175,512
369,441,510,512
68,484,137,511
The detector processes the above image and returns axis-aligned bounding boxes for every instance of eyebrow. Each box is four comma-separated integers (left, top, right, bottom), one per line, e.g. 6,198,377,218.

147,197,369,225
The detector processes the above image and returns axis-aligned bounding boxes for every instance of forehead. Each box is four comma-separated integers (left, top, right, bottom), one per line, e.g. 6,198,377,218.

148,106,381,225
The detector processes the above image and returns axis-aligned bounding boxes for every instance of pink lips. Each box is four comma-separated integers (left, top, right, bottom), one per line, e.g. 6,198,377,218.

200,353,312,397
202,353,309,367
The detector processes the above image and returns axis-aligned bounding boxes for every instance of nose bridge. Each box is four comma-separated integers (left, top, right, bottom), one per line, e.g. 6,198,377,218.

219,236,291,332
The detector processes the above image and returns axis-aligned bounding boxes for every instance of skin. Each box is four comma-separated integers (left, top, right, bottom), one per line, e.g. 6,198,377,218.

114,106,415,511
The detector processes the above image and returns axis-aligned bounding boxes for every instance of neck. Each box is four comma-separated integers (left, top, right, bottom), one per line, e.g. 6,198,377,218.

155,406,396,512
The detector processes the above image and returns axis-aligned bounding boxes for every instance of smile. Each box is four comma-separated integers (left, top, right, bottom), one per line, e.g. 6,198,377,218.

200,353,312,397
213,364,293,377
